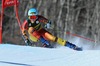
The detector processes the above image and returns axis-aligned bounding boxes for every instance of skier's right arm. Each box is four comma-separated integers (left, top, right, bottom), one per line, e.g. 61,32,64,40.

22,20,28,40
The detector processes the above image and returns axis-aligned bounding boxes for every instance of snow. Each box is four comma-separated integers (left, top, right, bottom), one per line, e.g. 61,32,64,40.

0,44,100,66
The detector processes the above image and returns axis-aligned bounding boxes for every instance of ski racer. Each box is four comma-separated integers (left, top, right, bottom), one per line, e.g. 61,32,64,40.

22,8,82,51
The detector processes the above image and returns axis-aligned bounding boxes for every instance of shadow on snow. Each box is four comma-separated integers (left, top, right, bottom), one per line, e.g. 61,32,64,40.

0,61,35,66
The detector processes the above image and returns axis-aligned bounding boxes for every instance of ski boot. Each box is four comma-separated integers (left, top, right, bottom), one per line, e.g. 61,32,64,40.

65,41,82,51
39,37,53,48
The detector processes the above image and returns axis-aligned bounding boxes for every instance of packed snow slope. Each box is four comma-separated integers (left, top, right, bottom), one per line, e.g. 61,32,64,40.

0,44,100,66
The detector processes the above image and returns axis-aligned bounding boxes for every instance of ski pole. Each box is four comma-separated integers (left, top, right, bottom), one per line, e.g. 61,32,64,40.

66,32,95,42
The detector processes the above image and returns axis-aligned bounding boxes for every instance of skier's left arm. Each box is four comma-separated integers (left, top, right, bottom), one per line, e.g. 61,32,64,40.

38,15,51,29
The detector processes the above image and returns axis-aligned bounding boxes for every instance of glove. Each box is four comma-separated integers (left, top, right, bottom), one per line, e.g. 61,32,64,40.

25,39,32,46
45,21,51,29
22,35,32,46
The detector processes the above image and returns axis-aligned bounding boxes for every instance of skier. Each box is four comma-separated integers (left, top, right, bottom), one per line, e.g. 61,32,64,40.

22,8,82,51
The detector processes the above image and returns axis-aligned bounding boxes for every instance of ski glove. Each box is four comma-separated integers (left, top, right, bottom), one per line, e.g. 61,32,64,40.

25,39,32,46
45,21,51,29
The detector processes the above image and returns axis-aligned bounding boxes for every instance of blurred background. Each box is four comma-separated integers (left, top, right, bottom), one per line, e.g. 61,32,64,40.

0,0,100,49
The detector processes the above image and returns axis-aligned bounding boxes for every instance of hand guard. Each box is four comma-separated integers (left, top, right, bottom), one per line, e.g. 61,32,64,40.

45,21,51,29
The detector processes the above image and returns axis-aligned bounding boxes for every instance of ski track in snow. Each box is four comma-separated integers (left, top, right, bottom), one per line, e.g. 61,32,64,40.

0,44,100,66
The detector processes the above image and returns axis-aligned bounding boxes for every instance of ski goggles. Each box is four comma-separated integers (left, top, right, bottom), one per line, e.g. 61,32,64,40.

29,16,37,19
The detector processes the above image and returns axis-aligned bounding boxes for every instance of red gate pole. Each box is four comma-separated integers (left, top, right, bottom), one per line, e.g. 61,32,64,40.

66,32,95,42
0,0,4,44
0,0,20,44
0,13,2,44
14,0,22,31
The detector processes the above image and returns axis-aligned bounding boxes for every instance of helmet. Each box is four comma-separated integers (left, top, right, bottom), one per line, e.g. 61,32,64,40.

28,8,38,16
